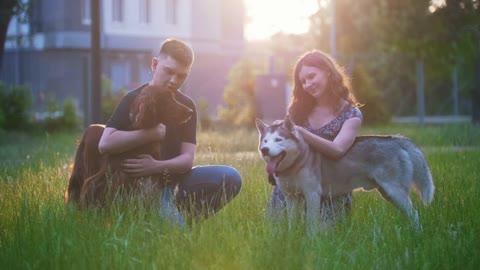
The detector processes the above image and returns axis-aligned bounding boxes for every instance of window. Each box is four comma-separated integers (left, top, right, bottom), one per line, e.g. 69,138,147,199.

81,0,91,24
112,0,124,22
111,60,131,92
139,0,151,24
166,0,177,25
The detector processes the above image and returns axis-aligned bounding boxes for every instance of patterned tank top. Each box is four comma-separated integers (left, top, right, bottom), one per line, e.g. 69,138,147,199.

301,104,363,141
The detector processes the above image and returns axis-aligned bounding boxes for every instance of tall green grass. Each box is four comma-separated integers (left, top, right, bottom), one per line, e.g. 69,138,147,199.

1,124,479,269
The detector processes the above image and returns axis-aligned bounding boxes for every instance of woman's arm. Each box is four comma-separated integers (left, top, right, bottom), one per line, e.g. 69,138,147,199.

120,142,195,177
297,117,362,159
98,124,166,155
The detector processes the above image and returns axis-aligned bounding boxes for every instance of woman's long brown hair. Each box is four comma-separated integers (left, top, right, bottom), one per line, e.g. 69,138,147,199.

288,50,360,124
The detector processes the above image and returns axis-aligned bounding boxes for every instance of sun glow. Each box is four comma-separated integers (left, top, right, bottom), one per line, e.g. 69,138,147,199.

244,0,319,41
429,0,446,13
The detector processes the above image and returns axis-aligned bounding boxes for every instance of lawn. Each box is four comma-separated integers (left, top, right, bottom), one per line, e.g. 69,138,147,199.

0,123,479,269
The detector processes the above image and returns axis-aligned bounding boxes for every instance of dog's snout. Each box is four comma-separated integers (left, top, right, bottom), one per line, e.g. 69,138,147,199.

261,147,269,156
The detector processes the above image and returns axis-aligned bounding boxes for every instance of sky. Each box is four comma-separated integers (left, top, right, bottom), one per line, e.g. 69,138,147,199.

243,0,320,41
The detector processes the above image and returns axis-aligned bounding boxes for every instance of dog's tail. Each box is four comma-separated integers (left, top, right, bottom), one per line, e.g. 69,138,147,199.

65,137,86,205
414,163,434,205
401,139,435,204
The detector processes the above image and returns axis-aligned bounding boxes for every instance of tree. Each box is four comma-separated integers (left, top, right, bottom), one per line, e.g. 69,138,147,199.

309,0,479,118
431,0,480,123
218,56,264,127
0,0,30,73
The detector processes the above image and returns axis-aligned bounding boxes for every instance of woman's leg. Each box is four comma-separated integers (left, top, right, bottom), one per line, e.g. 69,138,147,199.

174,165,242,220
266,186,287,222
320,192,352,224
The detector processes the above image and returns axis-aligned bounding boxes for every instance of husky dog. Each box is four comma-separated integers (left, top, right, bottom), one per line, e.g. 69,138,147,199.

255,116,434,234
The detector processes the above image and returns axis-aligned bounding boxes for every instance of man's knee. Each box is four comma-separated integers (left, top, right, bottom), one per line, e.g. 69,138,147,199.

223,166,242,197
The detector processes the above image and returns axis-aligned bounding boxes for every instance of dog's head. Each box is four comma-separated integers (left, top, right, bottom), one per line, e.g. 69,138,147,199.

131,85,193,129
255,115,305,175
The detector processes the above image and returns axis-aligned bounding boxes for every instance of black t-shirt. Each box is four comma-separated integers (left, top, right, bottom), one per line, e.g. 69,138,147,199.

106,83,197,160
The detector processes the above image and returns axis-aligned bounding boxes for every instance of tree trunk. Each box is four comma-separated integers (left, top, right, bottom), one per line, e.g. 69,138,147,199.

473,55,480,125
0,0,18,74
90,0,102,124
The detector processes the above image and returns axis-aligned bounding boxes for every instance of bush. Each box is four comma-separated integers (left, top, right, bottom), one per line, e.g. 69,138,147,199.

351,64,391,126
41,95,79,132
197,97,213,131
0,87,7,129
0,111,5,129
218,57,263,128
101,75,126,123
0,82,33,130
61,98,78,130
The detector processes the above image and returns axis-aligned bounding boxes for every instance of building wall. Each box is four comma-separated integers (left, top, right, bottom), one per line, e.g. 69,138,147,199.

187,0,245,115
1,0,246,121
255,74,291,123
2,49,88,112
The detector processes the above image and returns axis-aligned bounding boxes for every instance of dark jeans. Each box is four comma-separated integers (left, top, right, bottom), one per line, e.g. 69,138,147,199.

159,165,242,226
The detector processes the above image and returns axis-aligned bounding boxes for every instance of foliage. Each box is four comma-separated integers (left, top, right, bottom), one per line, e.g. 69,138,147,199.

0,0,32,72
101,75,126,123
0,85,7,128
197,96,213,131
268,33,313,73
61,99,78,130
218,56,264,128
0,82,32,130
0,82,80,132
45,92,59,114
308,0,480,117
42,96,79,132
42,95,61,131
351,64,390,125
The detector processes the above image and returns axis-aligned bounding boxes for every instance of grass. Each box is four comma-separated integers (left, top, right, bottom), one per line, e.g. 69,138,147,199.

1,123,479,269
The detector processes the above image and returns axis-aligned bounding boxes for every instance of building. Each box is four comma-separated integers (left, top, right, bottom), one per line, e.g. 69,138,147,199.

1,0,245,123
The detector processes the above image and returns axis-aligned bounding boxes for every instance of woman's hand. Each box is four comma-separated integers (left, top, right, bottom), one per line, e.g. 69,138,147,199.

121,154,160,177
298,117,362,159
294,125,306,134
272,119,284,125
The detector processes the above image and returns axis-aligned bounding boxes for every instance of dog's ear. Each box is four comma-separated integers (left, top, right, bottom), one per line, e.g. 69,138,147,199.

255,118,267,133
283,115,295,131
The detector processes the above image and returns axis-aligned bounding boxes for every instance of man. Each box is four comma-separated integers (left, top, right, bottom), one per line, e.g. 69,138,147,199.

98,38,242,225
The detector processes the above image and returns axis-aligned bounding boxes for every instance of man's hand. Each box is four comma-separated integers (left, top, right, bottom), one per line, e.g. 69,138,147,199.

121,154,159,177
150,123,166,141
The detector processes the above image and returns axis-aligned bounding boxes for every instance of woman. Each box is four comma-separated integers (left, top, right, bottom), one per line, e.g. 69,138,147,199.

267,50,363,224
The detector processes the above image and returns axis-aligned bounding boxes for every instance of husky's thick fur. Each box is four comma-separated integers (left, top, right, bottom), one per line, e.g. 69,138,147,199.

255,116,434,234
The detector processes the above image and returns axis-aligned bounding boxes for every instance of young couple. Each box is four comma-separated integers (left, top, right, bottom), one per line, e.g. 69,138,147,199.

99,38,362,225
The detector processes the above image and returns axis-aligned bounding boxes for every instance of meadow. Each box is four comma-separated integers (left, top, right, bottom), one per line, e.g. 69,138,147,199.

0,123,479,270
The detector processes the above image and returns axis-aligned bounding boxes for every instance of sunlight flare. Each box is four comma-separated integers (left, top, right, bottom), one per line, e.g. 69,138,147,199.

244,0,319,41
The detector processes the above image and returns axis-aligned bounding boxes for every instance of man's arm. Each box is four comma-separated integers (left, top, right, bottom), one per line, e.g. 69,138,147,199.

120,142,195,177
98,124,166,155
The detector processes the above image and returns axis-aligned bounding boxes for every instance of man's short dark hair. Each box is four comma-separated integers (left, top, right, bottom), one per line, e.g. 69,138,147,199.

159,38,194,66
